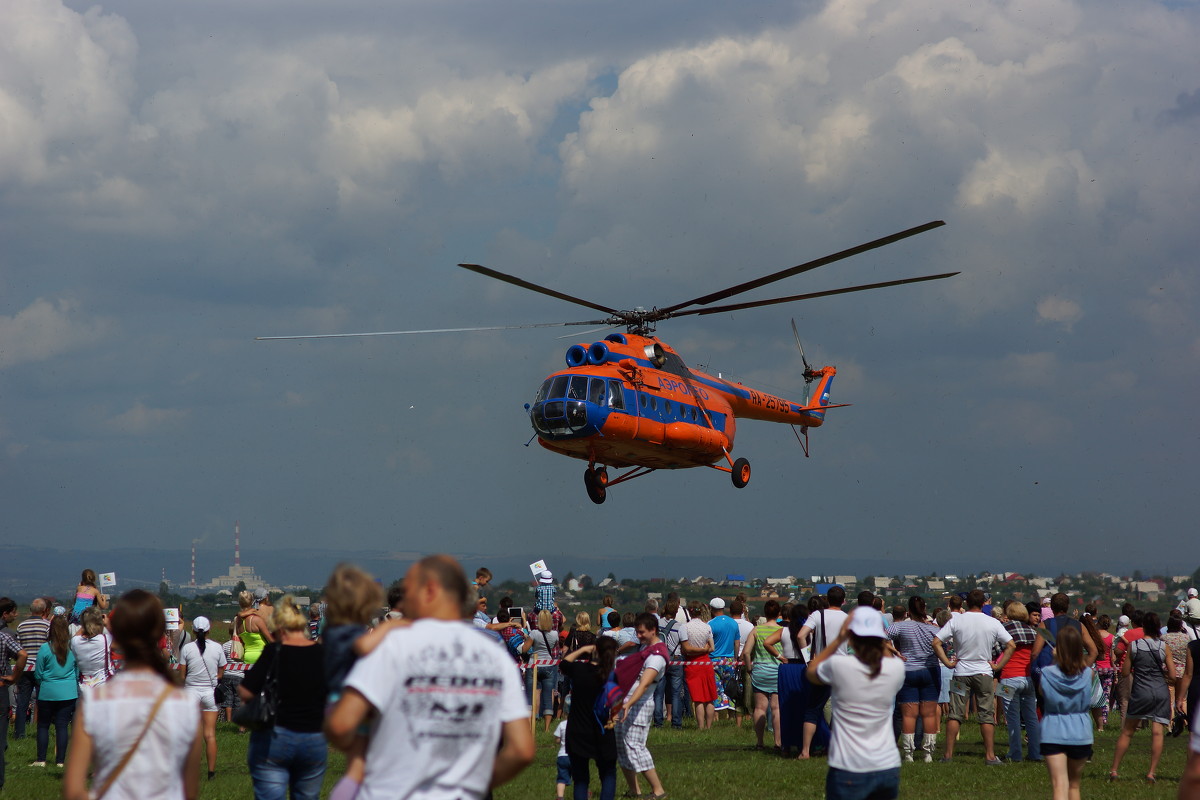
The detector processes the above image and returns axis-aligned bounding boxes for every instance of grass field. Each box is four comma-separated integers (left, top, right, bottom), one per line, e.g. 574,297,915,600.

3,715,1192,799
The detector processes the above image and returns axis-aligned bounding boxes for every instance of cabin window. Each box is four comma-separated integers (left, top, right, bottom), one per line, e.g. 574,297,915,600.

588,378,606,405
568,376,588,400
663,401,672,415
650,397,658,411
549,375,568,399
690,407,698,422
608,380,625,410
639,394,647,409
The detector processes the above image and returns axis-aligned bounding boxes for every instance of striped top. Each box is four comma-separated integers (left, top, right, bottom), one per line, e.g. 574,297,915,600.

888,619,939,670
16,617,50,655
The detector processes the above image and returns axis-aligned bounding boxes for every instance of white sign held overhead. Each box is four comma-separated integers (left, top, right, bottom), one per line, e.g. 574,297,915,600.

99,572,117,588
529,560,548,575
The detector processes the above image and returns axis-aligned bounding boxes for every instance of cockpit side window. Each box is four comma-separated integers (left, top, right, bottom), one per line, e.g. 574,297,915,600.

568,376,588,400
549,375,568,399
608,380,625,410
534,379,552,404
587,378,606,405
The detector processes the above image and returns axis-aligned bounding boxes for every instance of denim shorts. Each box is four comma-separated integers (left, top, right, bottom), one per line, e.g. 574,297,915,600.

896,666,939,704
556,755,572,784
825,766,900,800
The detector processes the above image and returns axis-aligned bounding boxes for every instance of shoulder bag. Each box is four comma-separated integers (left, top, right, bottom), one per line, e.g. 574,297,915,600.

233,643,280,731
230,615,247,661
94,683,174,799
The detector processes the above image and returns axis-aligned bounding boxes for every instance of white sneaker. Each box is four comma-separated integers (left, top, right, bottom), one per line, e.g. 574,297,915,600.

31,761,47,767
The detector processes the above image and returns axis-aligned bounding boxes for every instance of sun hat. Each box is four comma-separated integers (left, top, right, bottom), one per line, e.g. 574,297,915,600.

53,605,66,617
192,616,211,632
254,588,269,600
538,570,554,584
848,607,887,639
709,597,726,609
1189,588,1198,597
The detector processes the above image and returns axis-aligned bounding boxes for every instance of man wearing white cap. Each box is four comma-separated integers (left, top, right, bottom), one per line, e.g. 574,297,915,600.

1185,588,1200,632
807,607,905,800
535,570,557,614
178,615,227,780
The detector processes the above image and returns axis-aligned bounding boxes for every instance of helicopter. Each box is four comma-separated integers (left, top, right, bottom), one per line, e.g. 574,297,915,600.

258,220,955,504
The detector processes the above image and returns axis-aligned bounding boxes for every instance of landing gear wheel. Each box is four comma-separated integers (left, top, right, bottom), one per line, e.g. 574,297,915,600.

731,457,751,488
584,468,607,504
595,467,609,486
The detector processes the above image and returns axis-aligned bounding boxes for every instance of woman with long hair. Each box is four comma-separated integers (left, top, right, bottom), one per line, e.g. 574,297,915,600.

63,589,202,800
743,599,783,751
178,616,226,780
530,609,560,732
560,637,619,800
238,595,329,800
807,608,905,799
1092,614,1116,731
70,606,114,688
1110,611,1175,783
598,596,616,632
766,601,809,757
682,601,717,730
33,615,78,767
1039,625,1096,800
888,595,942,762
235,589,275,665
70,569,108,626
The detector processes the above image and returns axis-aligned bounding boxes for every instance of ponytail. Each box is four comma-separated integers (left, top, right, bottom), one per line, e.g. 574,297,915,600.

849,633,885,679
196,628,207,654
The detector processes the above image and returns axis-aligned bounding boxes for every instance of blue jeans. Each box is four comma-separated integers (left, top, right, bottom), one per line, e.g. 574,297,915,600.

14,672,37,739
248,727,328,800
1001,676,1041,761
570,754,616,800
654,664,686,728
36,698,76,765
825,766,900,800
535,666,557,717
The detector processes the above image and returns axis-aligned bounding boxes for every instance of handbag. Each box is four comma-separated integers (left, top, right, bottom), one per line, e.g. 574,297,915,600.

230,615,247,661
233,644,280,731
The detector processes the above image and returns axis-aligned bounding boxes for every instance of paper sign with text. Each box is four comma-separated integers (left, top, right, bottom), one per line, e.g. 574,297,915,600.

529,560,548,575
99,572,117,588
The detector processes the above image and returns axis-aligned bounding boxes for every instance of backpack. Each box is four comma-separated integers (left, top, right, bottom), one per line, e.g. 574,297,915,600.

506,631,530,664
594,670,623,728
660,619,679,657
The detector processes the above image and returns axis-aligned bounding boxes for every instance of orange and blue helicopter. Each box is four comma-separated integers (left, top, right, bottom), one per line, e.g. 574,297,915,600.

259,220,954,504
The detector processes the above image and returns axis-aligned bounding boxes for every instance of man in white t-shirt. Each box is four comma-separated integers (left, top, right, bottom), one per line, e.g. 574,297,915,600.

327,555,534,800
933,588,1016,765
797,585,850,759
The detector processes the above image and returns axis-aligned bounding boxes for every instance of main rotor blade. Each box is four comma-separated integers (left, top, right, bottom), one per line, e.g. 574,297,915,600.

458,263,621,316
256,320,611,340
656,220,945,316
671,271,960,317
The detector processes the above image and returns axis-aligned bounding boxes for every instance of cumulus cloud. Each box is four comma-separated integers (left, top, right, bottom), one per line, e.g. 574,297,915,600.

1036,296,1083,329
104,401,189,435
0,299,110,370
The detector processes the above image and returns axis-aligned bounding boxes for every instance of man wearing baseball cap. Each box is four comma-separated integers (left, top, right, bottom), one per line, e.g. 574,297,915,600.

1185,588,1200,633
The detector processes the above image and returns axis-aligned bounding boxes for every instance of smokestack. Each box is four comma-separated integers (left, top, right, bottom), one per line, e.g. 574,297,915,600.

190,541,196,586
235,520,241,567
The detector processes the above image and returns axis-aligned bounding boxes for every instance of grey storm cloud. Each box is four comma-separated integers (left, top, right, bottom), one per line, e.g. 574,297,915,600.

1,0,1197,575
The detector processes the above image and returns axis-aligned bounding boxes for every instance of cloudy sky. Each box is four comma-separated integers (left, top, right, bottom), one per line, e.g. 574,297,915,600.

2,0,1197,578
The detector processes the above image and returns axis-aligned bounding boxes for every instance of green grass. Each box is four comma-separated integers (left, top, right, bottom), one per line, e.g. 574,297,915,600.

2,716,1191,799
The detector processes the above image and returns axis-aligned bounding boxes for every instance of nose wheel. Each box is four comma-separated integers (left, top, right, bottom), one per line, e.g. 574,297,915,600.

584,466,609,504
